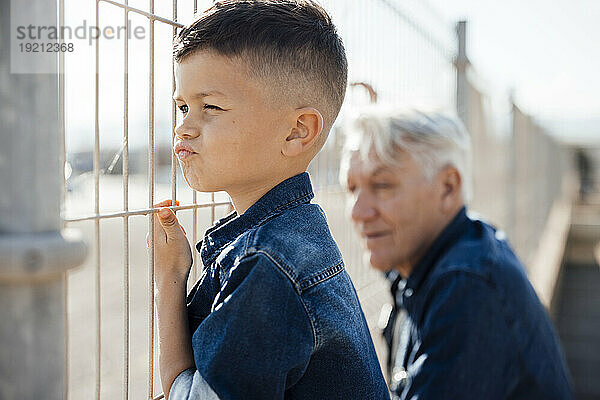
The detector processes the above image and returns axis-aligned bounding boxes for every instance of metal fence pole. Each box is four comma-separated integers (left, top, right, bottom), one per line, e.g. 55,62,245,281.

0,0,87,398
455,20,469,125
507,97,518,243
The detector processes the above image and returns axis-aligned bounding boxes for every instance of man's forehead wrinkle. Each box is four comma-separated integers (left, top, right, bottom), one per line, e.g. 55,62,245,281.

370,166,392,176
362,162,392,177
348,160,383,179
349,155,405,179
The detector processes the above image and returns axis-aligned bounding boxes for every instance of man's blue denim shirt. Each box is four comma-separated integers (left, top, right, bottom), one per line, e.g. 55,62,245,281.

170,172,389,400
384,207,573,399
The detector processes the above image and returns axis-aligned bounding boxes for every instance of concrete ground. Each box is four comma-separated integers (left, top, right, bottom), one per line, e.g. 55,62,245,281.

554,197,600,400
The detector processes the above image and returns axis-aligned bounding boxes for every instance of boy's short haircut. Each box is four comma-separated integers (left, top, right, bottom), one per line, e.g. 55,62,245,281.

173,0,348,139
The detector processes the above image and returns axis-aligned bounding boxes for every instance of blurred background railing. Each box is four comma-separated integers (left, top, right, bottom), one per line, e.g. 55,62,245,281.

2,0,598,399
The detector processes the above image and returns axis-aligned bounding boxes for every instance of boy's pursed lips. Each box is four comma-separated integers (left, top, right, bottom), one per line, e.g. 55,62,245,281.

174,140,198,160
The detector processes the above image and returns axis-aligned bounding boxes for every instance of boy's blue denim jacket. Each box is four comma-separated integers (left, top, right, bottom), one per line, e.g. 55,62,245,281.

384,207,573,399
170,172,389,400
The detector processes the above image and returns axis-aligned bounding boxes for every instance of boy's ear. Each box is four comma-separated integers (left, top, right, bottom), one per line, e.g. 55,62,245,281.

282,107,324,157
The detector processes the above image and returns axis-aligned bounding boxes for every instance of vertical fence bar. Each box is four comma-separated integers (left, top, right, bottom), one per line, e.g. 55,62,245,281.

123,2,130,399
59,0,69,397
193,191,198,281
94,1,102,398
211,193,215,225
148,0,156,397
193,0,200,282
455,21,468,126
63,258,70,400
172,0,178,208
59,5,66,231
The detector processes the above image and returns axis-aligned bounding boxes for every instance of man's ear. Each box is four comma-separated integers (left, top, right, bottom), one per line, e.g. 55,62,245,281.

282,107,324,157
438,166,463,213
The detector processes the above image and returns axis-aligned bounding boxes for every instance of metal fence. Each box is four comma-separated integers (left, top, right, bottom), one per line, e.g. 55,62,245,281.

61,1,219,399
462,68,574,268
55,1,573,400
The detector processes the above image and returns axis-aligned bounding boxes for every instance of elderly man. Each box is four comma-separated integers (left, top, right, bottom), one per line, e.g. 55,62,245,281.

343,110,572,399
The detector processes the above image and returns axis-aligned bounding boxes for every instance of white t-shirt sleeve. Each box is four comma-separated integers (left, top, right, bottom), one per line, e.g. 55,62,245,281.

169,368,221,400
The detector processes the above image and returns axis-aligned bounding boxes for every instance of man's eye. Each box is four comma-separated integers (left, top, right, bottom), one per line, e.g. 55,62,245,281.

204,104,223,111
347,185,356,194
372,182,392,190
178,104,189,114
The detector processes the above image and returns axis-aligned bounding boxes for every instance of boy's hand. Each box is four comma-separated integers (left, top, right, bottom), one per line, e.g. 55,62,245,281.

147,200,192,286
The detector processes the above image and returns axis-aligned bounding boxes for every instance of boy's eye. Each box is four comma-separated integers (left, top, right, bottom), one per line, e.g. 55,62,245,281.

204,104,223,111
178,104,189,114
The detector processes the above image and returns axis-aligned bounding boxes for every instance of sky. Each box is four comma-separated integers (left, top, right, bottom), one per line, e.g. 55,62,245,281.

426,0,600,142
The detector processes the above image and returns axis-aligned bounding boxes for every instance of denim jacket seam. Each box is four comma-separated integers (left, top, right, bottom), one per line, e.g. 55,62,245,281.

243,230,253,257
253,192,313,227
269,192,313,214
298,293,320,350
207,194,312,267
250,248,300,289
436,264,489,281
250,249,318,351
299,261,345,291
203,194,311,266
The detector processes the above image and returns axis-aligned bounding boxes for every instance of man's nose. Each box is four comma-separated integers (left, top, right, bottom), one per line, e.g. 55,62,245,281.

351,191,377,223
175,119,200,140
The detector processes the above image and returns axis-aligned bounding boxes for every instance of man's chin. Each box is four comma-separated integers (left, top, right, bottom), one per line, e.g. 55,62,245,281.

364,252,390,272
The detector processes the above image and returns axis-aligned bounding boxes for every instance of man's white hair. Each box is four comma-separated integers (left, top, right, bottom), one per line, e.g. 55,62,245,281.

341,108,473,203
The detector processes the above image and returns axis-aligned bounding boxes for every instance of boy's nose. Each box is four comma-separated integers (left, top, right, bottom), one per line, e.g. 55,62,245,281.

175,121,200,139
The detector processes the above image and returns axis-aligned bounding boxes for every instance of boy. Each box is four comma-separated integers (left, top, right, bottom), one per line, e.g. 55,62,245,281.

150,1,389,399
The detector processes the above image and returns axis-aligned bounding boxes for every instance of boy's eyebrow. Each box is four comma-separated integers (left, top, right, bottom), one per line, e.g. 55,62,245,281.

172,90,226,101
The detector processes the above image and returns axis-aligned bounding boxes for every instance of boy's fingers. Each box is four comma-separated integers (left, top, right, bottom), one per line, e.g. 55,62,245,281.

152,212,166,242
153,200,172,208
153,199,180,208
157,208,183,238
149,200,184,243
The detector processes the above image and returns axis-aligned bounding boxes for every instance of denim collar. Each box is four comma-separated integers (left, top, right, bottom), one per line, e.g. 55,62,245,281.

196,172,314,267
402,206,470,295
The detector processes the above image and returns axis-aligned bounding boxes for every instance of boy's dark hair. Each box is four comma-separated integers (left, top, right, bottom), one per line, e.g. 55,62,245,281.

174,0,348,135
